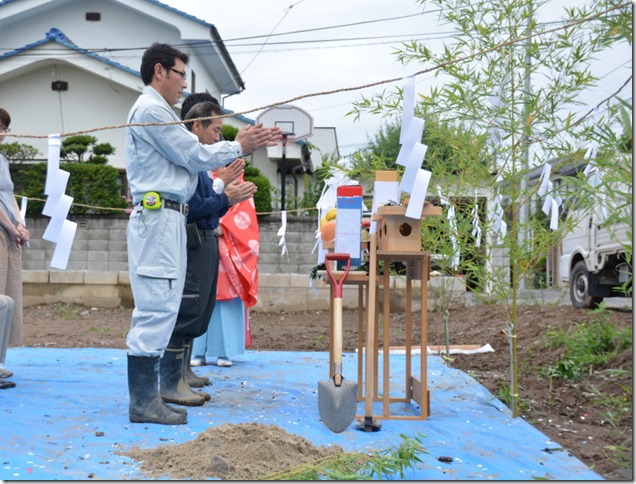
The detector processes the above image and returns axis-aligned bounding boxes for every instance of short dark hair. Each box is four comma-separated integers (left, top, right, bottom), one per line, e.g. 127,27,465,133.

140,43,189,85
183,101,223,131
0,108,10,128
181,92,220,120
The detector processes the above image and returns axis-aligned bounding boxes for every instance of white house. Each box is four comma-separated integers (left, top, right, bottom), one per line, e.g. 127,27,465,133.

0,0,338,205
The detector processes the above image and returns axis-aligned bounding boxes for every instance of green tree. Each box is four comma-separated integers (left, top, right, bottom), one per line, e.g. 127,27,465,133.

349,0,632,416
0,142,39,164
60,135,115,164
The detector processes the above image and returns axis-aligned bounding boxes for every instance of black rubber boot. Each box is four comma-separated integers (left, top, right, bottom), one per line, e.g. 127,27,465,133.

184,339,211,387
0,377,16,389
160,347,206,406
127,355,187,425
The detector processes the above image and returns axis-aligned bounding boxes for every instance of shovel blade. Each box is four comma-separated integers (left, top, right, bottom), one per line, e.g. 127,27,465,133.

318,378,358,433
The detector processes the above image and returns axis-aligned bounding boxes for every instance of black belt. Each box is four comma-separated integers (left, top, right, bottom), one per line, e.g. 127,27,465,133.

163,199,189,216
198,229,217,239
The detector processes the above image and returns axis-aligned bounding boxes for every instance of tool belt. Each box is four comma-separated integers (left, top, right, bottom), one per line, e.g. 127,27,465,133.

163,199,189,216
140,191,189,216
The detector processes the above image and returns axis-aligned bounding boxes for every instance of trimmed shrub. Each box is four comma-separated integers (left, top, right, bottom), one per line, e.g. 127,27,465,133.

11,163,128,215
244,165,272,215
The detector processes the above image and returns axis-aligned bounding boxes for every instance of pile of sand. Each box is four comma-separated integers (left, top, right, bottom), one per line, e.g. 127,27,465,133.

121,422,343,480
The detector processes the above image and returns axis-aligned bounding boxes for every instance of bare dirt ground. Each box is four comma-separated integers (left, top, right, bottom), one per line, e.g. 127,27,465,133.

20,301,633,480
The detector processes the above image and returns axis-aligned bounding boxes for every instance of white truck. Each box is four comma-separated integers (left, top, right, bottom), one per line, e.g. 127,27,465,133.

559,181,632,308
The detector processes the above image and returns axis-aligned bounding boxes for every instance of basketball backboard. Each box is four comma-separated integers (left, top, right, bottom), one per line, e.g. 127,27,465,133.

256,104,314,141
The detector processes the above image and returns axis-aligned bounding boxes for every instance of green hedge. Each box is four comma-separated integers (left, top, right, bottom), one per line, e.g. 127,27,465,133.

243,165,272,215
11,163,128,215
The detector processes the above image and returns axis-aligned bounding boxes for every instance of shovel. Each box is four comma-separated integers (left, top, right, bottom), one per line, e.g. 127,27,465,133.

318,253,358,433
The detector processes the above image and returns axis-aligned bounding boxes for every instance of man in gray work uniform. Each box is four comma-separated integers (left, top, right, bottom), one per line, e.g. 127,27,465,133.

125,42,281,425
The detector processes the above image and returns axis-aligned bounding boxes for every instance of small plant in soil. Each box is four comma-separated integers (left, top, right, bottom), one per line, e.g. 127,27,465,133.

542,305,632,380
55,303,80,320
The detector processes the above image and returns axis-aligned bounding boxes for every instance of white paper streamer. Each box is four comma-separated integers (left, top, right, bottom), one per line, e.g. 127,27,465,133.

19,196,27,223
491,193,507,244
43,134,77,269
314,167,358,264
399,76,416,144
537,162,560,230
50,219,77,270
19,196,29,248
45,135,61,195
437,187,460,270
399,143,428,194
277,210,288,257
396,117,425,167
43,194,73,243
471,202,482,248
404,169,431,220
582,112,608,218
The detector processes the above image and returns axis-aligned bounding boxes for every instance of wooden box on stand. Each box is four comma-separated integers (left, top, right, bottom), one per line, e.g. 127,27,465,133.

373,204,441,252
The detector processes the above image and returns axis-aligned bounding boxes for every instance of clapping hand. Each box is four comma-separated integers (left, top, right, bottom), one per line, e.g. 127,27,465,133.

216,158,245,186
235,123,283,154
225,181,258,205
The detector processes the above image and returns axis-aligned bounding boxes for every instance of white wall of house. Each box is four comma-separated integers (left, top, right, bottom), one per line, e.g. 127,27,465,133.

2,1,192,65
0,52,140,168
0,0,228,168
0,0,339,197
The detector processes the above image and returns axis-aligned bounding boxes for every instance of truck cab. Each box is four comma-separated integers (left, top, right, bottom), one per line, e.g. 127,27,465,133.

559,181,632,308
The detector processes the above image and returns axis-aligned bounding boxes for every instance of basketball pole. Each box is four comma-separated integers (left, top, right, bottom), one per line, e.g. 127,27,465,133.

281,132,289,211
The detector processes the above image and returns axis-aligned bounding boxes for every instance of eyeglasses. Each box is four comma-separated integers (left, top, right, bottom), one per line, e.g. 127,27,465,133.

168,67,187,81
0,125,10,133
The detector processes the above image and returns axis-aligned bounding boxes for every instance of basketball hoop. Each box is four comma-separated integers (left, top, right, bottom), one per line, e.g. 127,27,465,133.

256,104,314,141
257,104,314,211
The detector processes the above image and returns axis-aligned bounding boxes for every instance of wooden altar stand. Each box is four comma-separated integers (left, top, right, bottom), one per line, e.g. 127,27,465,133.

321,203,440,427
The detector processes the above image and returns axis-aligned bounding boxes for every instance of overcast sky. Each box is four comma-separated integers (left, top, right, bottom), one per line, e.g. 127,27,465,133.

163,0,632,157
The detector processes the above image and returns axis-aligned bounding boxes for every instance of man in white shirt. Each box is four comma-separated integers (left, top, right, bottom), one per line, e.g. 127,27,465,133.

125,43,280,425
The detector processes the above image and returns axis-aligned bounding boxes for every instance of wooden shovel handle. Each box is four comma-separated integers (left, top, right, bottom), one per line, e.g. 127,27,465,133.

333,297,344,373
326,254,349,381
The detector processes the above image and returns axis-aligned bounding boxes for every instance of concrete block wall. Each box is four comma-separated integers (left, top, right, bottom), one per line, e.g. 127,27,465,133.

22,215,320,275
257,216,319,275
21,215,470,312
23,270,134,308
22,216,129,272
21,214,327,310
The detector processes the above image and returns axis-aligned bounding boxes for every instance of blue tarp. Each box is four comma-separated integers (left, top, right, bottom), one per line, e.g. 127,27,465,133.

1,348,602,480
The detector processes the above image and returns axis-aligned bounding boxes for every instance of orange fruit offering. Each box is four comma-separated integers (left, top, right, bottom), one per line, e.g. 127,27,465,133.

320,220,336,241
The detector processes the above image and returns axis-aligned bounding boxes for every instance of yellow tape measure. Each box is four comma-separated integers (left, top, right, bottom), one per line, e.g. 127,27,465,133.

142,192,161,210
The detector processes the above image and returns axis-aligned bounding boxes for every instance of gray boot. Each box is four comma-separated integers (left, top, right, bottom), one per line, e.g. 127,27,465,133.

127,355,187,425
184,339,211,387
160,347,206,406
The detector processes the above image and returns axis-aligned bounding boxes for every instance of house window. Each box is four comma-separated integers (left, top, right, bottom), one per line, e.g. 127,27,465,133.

86,12,101,21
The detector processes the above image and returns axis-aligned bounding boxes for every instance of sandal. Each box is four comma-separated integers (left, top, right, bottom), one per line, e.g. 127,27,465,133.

0,368,13,379
214,357,233,367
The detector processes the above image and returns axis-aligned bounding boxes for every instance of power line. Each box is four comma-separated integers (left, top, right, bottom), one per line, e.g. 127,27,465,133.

0,32,457,61
225,10,434,42
225,31,456,47
238,1,305,75
0,14,616,57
